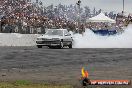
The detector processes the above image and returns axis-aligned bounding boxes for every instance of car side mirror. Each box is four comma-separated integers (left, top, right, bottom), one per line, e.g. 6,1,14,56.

65,34,71,36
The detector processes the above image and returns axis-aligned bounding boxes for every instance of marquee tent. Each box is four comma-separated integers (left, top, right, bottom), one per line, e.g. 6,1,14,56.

87,13,116,23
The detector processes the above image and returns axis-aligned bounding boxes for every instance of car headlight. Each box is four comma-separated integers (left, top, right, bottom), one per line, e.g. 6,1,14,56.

37,38,42,40
52,38,60,40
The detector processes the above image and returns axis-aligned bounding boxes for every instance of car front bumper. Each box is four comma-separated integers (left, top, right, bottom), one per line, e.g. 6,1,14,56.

36,40,60,46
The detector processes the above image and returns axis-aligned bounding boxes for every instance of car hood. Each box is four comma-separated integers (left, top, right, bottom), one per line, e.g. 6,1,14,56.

37,35,63,39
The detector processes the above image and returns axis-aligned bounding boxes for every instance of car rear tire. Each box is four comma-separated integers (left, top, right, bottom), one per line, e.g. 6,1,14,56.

37,45,42,48
68,42,72,48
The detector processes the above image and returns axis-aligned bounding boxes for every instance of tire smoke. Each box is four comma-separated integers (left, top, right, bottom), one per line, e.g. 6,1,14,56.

73,24,132,48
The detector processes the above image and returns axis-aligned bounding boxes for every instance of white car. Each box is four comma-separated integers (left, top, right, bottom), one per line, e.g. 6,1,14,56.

36,29,73,48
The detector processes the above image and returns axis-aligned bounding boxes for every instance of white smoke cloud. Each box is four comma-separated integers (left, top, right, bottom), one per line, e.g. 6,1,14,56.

73,24,132,48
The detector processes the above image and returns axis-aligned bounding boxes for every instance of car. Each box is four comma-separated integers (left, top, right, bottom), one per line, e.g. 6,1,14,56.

36,29,73,48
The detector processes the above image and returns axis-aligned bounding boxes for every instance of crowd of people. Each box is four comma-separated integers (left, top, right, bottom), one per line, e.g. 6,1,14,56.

0,0,132,34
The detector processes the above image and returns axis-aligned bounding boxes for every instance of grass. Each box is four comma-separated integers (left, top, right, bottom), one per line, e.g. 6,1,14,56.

0,80,131,88
14,80,31,86
0,80,73,88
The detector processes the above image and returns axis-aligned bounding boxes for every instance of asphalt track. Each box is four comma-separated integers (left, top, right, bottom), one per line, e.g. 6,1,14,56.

0,47,132,86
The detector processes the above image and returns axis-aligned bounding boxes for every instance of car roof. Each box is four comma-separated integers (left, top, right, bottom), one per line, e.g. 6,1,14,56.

48,29,67,30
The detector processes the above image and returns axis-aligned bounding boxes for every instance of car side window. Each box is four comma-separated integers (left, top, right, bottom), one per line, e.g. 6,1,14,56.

64,30,71,36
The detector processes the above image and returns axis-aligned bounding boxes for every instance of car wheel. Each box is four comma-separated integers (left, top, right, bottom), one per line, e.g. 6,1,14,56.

48,46,54,49
37,45,42,48
68,42,72,48
59,41,64,49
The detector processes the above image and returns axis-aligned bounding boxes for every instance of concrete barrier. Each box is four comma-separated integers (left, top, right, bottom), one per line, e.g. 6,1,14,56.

0,33,41,46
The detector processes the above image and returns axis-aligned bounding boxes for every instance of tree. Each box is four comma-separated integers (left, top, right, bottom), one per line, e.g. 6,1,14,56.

93,7,96,16
36,0,38,3
108,11,114,18
39,1,43,6
84,6,90,18
98,9,102,14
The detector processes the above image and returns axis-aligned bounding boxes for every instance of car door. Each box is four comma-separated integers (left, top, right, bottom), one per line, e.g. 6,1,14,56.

63,30,72,45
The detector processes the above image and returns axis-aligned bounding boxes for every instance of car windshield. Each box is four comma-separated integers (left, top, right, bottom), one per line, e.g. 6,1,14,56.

45,29,63,36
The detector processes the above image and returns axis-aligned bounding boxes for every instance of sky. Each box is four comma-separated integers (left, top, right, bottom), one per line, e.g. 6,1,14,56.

32,0,132,13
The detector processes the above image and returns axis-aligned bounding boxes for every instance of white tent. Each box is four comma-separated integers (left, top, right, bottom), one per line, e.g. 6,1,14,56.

87,13,116,23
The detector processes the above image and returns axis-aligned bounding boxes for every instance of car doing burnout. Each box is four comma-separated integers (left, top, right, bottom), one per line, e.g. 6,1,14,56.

36,29,73,48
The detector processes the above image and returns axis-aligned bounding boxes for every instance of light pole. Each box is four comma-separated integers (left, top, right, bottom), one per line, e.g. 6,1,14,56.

123,0,124,15
76,0,81,33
